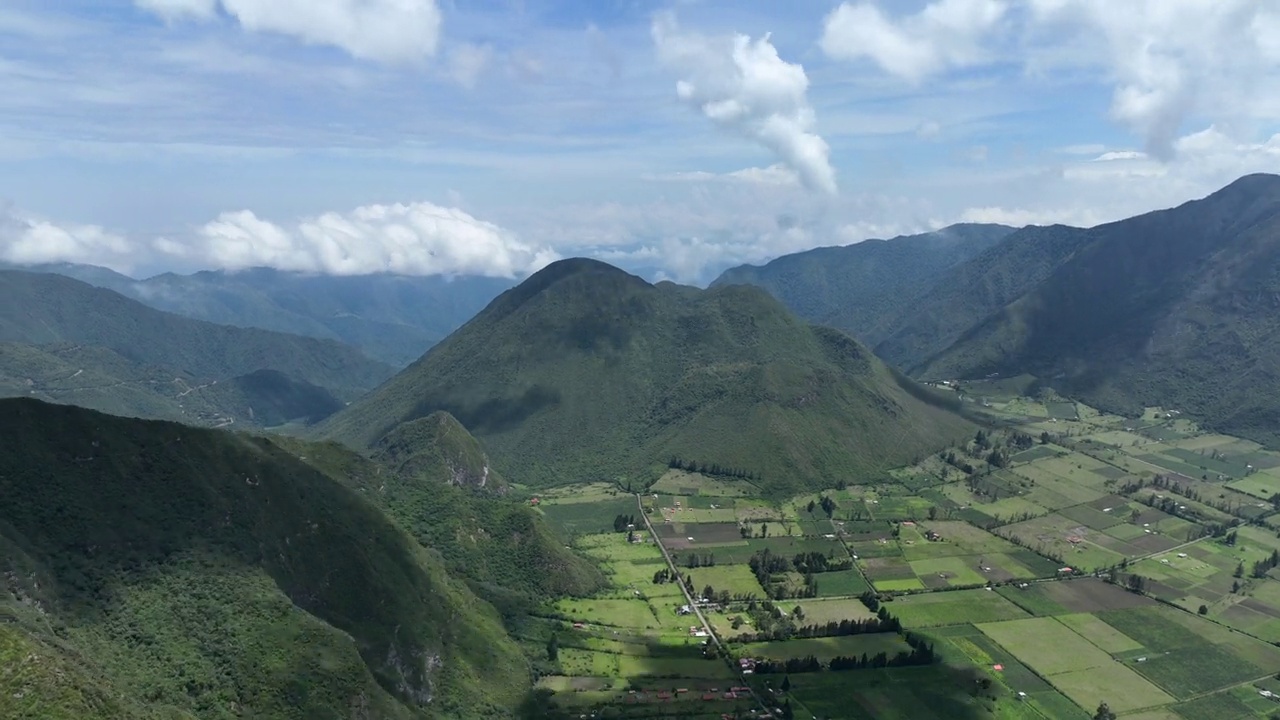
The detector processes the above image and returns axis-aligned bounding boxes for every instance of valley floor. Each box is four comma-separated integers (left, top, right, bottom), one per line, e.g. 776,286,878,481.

529,397,1280,720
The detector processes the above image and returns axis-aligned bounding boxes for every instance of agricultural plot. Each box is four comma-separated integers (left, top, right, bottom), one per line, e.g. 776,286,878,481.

775,597,876,625
648,469,754,497
812,569,871,597
539,495,640,534
737,634,913,662
978,617,1175,713
1097,605,1280,699
998,578,1155,617
785,666,994,720
888,589,1030,628
684,565,765,598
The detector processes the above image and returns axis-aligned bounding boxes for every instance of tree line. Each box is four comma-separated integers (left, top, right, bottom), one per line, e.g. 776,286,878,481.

667,457,759,481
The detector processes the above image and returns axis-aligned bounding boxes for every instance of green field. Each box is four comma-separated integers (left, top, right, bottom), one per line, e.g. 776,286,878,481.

889,589,1030,628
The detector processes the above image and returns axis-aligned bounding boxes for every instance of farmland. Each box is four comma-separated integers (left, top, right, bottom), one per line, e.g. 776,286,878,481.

525,399,1280,719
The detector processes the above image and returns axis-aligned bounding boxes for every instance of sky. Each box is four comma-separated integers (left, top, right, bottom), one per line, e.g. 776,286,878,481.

1,0,1278,283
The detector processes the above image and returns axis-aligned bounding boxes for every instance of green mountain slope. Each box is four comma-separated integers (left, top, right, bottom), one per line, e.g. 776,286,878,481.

871,223,1092,369
8,264,516,367
918,173,1280,444
277,420,605,617
0,271,393,427
712,224,1013,346
0,398,528,719
320,258,974,497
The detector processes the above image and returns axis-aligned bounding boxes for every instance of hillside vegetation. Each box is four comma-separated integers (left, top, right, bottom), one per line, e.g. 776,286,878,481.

917,173,1280,444
276,420,605,617
8,264,515,367
321,258,973,497
0,399,530,719
713,223,1013,346
0,271,392,428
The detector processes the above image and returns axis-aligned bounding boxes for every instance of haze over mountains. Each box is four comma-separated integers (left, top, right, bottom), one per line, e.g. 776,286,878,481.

716,173,1280,445
0,270,393,428
321,258,974,497
1,263,515,367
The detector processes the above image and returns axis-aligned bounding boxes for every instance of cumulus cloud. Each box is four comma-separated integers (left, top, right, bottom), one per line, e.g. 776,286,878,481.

154,202,557,277
1029,0,1280,160
0,211,138,274
651,13,837,195
957,125,1280,230
820,0,1008,83
3,201,554,278
135,0,442,64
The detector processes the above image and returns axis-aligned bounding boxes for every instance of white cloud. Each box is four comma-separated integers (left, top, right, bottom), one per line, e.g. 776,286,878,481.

156,202,556,277
820,0,1008,83
1028,0,1280,160
651,13,837,195
644,164,799,187
135,0,442,64
956,125,1280,230
446,43,492,89
4,201,555,279
0,211,137,273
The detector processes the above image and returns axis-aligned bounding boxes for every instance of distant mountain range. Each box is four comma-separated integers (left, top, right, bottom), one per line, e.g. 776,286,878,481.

712,223,1015,345
0,270,393,428
715,173,1280,446
3,263,515,367
320,258,974,497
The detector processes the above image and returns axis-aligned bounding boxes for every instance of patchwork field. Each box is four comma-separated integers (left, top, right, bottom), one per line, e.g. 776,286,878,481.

532,400,1280,719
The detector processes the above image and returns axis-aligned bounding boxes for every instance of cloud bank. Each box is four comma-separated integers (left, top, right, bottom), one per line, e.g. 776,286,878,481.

821,0,1008,83
3,202,556,278
652,13,837,195
135,0,443,64
823,0,1280,160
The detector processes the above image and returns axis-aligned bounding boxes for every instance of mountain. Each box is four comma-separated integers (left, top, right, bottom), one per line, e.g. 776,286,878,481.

916,174,1280,444
276,418,605,618
0,398,530,719
7,264,516,367
320,258,974,497
0,270,393,427
872,224,1094,369
712,224,1014,346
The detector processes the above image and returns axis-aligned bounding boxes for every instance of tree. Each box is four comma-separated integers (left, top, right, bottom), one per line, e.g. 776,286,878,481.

546,633,559,662
1234,562,1245,578
1093,702,1116,720
1198,604,1209,615
781,675,791,692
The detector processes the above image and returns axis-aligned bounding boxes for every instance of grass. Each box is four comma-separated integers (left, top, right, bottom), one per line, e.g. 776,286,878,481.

813,569,873,597
776,597,876,625
977,618,1114,675
889,590,1030,628
737,634,912,662
684,565,766,598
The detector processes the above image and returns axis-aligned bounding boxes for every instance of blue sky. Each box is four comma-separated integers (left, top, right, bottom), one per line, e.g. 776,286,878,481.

1,0,1278,282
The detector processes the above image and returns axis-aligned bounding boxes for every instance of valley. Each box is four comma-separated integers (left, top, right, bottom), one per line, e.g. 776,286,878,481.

523,392,1280,720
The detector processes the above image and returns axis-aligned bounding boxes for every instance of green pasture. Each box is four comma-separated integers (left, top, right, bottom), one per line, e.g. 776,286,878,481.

888,589,1029,628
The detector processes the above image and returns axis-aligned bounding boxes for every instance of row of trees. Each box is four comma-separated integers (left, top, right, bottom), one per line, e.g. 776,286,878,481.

666,457,758,481
735,612,903,644
611,514,637,532
753,642,936,675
